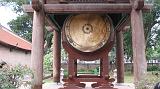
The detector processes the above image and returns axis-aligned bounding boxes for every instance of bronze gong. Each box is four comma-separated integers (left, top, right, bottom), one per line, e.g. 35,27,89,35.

64,14,112,52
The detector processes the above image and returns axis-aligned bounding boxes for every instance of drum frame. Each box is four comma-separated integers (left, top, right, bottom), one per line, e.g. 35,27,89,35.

61,14,116,89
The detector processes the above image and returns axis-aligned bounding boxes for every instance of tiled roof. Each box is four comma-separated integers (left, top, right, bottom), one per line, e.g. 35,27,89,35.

0,25,31,51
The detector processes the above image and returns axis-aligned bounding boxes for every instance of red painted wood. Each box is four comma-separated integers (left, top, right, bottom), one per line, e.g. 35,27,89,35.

116,31,124,83
133,0,144,10
32,0,42,11
52,31,61,82
23,3,152,13
46,0,129,4
31,10,45,89
115,15,130,32
61,14,116,89
131,9,147,83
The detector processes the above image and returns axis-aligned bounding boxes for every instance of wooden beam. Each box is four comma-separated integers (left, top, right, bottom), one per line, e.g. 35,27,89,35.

107,0,115,3
32,0,42,11
23,3,152,13
115,15,130,32
45,15,59,32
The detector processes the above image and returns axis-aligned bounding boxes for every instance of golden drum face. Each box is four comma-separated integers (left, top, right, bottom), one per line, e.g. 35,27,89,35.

64,14,112,52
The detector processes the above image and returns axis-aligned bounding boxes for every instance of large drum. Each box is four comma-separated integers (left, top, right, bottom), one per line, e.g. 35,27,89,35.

64,14,113,52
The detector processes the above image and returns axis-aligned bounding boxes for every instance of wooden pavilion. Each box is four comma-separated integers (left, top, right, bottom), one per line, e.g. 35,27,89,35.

23,0,152,89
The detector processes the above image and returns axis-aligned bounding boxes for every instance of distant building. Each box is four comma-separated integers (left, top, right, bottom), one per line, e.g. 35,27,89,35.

0,25,31,67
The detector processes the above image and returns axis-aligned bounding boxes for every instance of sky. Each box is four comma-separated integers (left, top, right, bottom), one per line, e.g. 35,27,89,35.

0,6,18,29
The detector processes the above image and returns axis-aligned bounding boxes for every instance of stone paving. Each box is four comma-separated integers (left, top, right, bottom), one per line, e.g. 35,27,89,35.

42,82,135,89
19,82,135,89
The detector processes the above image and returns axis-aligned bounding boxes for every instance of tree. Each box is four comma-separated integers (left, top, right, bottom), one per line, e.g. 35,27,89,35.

123,0,160,61
0,0,32,41
123,29,132,62
8,14,32,41
144,0,160,60
0,0,29,13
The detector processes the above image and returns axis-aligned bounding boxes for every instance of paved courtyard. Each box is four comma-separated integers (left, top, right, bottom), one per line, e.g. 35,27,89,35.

42,82,135,89
19,82,135,89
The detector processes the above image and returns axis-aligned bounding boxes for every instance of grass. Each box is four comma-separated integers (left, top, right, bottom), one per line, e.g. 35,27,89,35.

124,71,160,83
124,71,134,83
135,71,160,89
42,71,160,89
43,71,160,85
43,78,53,83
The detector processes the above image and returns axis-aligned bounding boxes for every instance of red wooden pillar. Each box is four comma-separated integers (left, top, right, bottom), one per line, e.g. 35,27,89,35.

31,10,45,89
68,56,76,78
116,31,124,83
131,9,147,83
52,30,61,82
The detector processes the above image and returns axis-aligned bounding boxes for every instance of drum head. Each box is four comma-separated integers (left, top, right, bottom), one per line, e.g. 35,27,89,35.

64,14,112,52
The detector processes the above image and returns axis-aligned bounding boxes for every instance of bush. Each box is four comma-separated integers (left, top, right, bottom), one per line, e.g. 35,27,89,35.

0,64,32,89
43,52,52,74
63,69,68,78
147,65,160,71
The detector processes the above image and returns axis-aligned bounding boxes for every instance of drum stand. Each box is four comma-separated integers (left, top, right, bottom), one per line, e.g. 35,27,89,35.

60,41,116,89
60,14,116,89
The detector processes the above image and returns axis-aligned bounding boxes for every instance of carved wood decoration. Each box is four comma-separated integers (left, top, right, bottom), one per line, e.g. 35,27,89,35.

32,0,42,11
133,0,144,10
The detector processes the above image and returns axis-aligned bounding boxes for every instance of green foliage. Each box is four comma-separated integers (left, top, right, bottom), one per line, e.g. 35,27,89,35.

77,68,98,74
124,29,132,61
61,48,68,61
0,0,32,42
0,65,32,89
147,65,160,71
43,51,53,74
123,0,160,61
0,0,30,13
63,69,68,78
144,0,160,60
8,14,32,42
124,71,134,83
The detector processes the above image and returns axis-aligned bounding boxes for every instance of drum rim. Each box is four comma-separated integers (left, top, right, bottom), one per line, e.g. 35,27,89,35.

64,14,114,52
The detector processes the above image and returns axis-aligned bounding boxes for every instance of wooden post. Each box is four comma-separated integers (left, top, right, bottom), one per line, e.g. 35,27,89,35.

131,9,147,83
52,30,61,83
68,56,76,78
31,10,45,89
116,31,124,83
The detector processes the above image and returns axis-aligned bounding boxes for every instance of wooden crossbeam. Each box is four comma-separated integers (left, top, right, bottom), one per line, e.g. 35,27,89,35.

115,15,130,32
23,3,152,13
